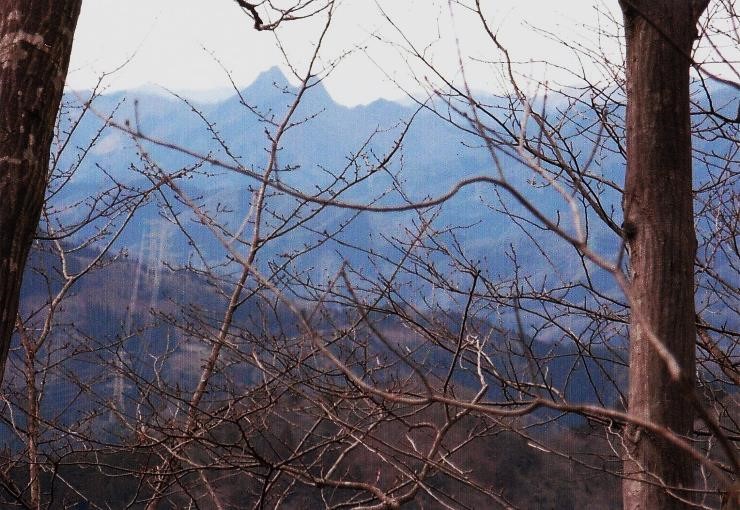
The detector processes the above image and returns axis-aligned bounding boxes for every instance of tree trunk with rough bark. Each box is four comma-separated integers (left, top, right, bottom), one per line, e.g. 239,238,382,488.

620,0,708,508
0,0,82,383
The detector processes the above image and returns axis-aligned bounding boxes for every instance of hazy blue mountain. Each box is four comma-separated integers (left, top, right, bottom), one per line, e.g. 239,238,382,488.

57,68,604,279
8,72,732,438
53,68,736,320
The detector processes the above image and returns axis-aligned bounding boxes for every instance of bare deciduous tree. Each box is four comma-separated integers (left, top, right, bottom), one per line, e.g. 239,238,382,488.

619,1,714,507
0,0,83,382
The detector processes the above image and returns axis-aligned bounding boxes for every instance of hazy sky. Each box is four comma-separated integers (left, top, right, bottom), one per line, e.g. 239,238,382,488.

67,1,623,105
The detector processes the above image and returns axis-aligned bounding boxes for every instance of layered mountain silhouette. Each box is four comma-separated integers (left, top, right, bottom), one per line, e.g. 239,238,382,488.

56,67,631,278
7,69,733,445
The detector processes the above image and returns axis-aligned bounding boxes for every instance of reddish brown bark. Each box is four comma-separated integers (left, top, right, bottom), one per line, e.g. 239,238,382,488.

620,0,708,508
0,0,82,383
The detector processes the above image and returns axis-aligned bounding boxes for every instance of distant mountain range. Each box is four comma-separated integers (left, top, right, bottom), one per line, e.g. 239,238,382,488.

47,67,736,334
8,69,734,431
55,67,630,281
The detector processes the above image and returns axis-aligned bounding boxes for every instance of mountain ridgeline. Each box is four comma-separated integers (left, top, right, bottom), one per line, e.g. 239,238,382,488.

32,68,735,412
56,67,630,284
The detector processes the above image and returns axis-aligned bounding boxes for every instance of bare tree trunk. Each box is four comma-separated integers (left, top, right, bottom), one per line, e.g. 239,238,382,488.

19,325,40,509
0,0,82,382
620,1,708,508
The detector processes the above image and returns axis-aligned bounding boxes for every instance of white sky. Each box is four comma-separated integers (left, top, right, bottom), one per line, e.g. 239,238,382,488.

66,1,625,105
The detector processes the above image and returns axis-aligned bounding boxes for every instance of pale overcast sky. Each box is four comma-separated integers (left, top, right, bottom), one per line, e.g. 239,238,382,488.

66,1,625,105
